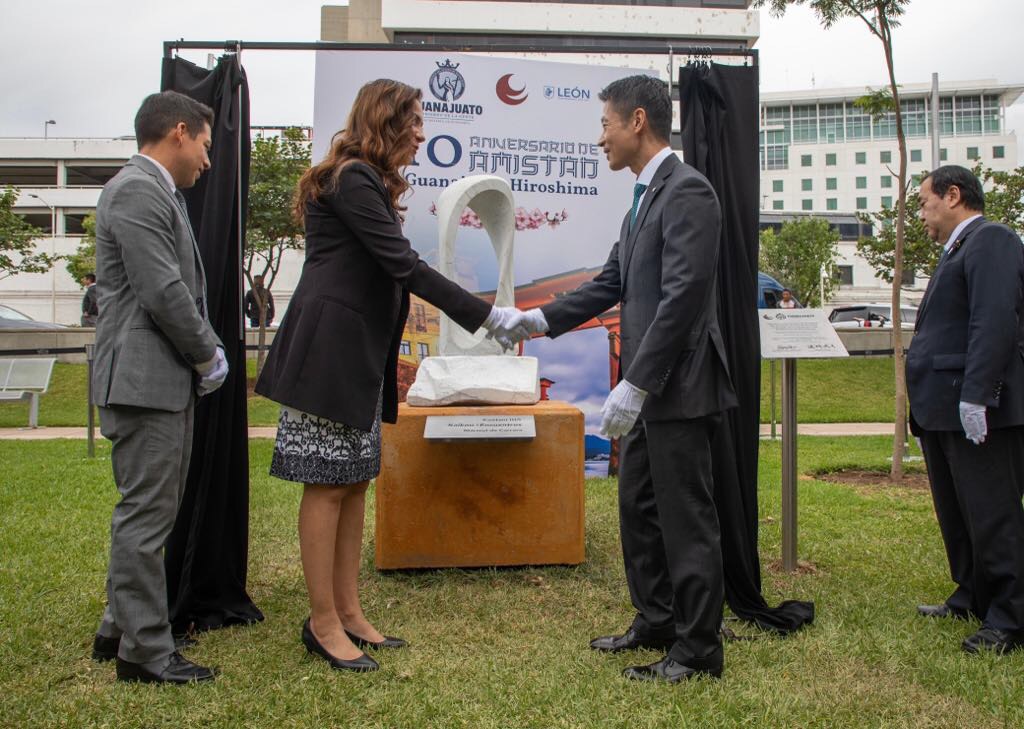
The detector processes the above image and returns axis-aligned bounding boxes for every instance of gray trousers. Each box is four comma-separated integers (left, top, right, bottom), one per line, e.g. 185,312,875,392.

97,399,194,665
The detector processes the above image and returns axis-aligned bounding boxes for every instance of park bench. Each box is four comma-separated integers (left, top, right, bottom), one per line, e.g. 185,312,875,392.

0,357,56,428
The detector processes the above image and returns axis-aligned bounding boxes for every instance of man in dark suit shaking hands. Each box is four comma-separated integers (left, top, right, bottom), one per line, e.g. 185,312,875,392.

90,91,228,683
515,75,737,682
908,165,1024,655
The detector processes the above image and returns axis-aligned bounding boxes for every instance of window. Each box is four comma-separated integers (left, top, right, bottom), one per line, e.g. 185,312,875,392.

880,150,892,164
64,212,88,235
793,105,818,143
16,212,53,234
801,154,813,167
983,95,1001,134
418,342,430,360
65,165,122,186
856,197,868,210
802,199,813,211
902,98,928,138
994,145,1005,159
912,174,922,186
940,148,948,161
956,95,982,135
837,265,854,286
826,198,838,211
881,175,892,188
938,97,954,135
802,178,813,191
846,103,872,140
773,179,784,193
856,176,867,189
826,177,837,191
820,103,845,143
873,110,897,140
772,200,784,210
826,153,837,166
881,196,893,209
399,340,412,356
911,149,922,162
855,152,867,164
0,165,58,186
763,128,788,171
902,268,916,286
967,146,979,160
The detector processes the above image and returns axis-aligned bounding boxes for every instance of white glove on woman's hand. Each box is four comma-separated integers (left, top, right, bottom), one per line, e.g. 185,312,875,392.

599,380,647,438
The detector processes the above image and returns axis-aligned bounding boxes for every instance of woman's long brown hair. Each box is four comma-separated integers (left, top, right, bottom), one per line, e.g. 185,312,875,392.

294,78,422,222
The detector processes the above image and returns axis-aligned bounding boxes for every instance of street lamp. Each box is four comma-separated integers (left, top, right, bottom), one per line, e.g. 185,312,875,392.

43,120,56,140
28,193,58,322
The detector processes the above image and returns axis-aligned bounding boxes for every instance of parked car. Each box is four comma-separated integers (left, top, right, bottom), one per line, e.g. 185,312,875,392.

757,272,801,309
0,304,67,330
828,303,916,330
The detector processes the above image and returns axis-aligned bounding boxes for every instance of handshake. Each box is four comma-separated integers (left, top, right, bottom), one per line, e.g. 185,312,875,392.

481,306,550,352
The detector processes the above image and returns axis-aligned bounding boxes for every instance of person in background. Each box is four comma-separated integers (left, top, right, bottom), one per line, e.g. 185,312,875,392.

244,274,275,327
81,272,99,326
778,288,797,309
255,78,525,673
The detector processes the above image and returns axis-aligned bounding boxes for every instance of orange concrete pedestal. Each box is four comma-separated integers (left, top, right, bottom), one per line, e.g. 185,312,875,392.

375,400,584,569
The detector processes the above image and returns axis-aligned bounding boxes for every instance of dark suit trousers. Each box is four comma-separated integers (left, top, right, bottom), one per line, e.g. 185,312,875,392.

97,399,194,665
618,414,724,668
920,426,1024,631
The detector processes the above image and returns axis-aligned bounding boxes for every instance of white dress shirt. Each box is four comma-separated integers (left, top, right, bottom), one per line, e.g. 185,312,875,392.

943,213,983,254
139,153,178,193
634,146,676,209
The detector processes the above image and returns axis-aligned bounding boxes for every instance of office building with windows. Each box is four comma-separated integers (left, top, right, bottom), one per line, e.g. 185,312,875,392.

760,80,1023,303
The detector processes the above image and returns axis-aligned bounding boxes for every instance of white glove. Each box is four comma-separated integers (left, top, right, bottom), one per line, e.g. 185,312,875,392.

196,347,229,397
521,308,550,335
482,306,530,351
959,401,987,445
599,380,647,438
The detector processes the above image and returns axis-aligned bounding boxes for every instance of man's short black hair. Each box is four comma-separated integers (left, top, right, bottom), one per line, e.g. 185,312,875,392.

134,91,214,149
923,165,985,212
598,75,672,143
782,288,791,294
84,272,96,283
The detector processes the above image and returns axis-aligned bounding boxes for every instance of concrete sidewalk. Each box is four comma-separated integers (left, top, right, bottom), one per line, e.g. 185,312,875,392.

0,423,896,440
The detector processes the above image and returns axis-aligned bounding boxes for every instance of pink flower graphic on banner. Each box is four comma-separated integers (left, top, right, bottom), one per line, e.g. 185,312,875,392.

430,203,568,231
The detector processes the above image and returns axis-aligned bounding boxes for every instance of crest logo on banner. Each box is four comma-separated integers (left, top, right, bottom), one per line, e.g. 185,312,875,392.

429,59,466,101
495,73,528,105
543,85,555,99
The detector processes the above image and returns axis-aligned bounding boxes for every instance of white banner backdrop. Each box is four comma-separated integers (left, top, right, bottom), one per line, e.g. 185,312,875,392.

313,50,649,460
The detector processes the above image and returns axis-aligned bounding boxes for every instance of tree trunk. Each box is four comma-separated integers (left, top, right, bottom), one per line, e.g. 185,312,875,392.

256,291,268,377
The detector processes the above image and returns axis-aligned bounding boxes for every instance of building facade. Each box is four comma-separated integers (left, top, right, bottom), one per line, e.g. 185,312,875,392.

759,80,1023,304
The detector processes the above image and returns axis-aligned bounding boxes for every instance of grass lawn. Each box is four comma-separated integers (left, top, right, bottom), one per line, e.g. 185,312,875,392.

2,436,1022,727
1,358,901,428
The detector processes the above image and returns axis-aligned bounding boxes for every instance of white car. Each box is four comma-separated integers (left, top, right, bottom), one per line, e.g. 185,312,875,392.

829,304,917,330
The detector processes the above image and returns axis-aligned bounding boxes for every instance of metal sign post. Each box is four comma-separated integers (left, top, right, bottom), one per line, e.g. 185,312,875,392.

780,358,797,571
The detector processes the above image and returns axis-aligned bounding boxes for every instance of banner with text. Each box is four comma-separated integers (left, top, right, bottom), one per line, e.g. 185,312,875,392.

313,51,648,463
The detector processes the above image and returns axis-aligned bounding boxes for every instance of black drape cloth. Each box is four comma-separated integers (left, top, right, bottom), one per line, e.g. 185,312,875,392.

161,55,264,633
679,62,814,635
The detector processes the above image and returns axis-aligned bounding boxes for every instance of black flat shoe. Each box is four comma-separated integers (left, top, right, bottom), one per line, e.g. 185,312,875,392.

302,619,379,672
962,627,1024,655
92,633,198,662
622,656,722,683
344,629,408,650
116,652,216,684
916,603,972,620
590,628,675,653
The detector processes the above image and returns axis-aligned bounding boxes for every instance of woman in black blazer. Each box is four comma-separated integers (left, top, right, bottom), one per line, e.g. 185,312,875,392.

256,79,523,672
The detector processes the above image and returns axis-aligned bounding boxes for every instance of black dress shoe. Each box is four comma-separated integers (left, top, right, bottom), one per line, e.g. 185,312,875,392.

590,628,675,653
622,656,722,683
302,619,379,672
116,652,215,684
917,603,971,619
344,629,408,650
92,633,198,662
962,627,1024,655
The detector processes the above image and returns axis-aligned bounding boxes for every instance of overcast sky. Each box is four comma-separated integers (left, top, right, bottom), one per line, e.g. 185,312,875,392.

1,0,1022,158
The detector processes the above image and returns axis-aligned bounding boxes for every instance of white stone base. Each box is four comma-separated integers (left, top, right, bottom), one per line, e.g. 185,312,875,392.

406,356,541,407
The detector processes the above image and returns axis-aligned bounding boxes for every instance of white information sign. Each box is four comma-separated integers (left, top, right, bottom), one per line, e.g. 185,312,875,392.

758,309,849,359
424,415,537,441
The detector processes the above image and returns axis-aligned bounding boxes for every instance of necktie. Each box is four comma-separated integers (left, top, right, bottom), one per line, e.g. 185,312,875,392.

630,182,648,231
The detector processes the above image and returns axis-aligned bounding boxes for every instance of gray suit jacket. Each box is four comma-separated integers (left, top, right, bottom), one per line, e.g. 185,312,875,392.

92,155,219,412
541,154,737,421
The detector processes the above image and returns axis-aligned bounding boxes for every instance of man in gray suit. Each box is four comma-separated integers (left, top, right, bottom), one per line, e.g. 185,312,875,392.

89,91,228,684
512,75,736,682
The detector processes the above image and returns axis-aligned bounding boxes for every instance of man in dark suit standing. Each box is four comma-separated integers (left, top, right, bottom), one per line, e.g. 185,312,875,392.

908,164,1024,654
90,91,228,683
514,75,736,682
80,272,98,326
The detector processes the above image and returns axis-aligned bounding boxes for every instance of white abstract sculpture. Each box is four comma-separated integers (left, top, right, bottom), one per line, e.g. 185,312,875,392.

406,175,540,407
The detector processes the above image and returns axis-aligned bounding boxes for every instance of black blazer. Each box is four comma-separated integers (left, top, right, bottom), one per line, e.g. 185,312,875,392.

541,154,737,421
255,162,491,430
907,217,1024,433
